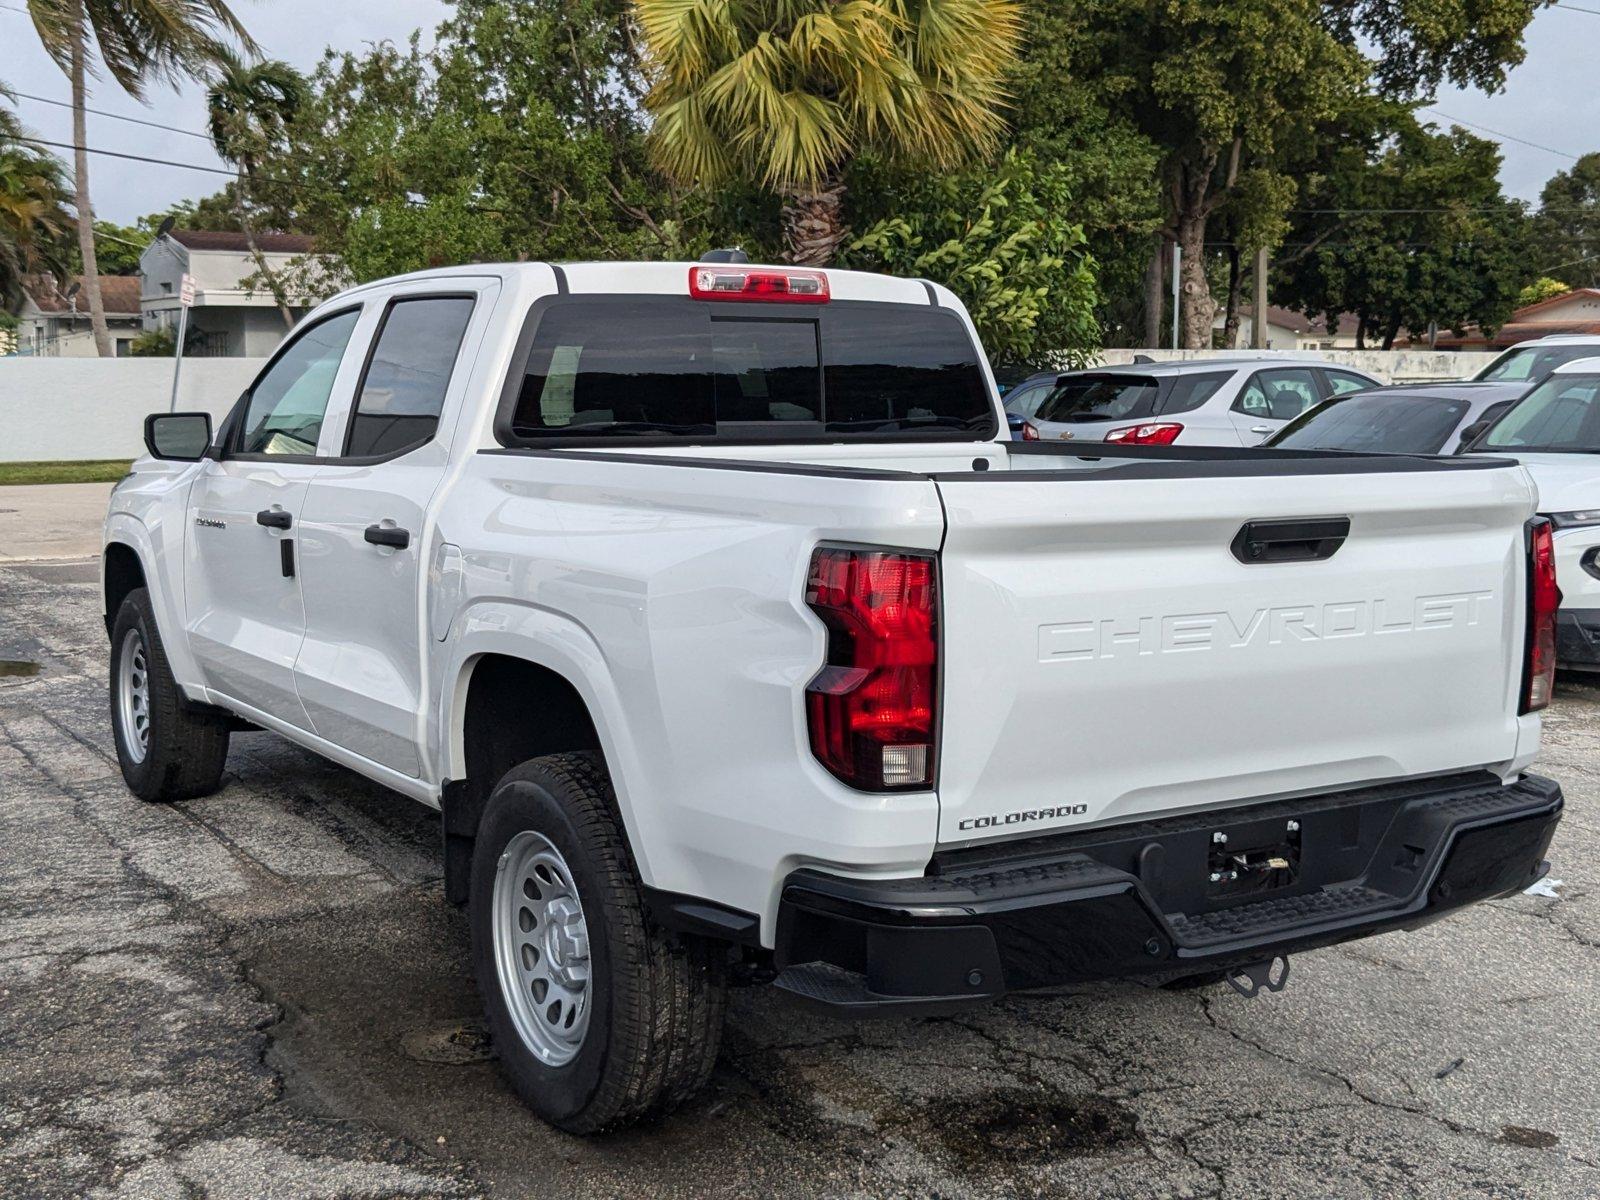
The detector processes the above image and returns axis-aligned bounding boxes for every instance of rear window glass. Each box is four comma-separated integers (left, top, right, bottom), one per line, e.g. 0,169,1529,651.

1271,394,1472,454
1480,375,1600,451
505,297,991,439
1034,375,1158,423
1476,344,1600,383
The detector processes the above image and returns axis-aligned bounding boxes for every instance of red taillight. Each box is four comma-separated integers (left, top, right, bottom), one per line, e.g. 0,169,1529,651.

1523,517,1561,713
1104,422,1183,445
689,265,829,303
805,547,938,790
1020,421,1040,441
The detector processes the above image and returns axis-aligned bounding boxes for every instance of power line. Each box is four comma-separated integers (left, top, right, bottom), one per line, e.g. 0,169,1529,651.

14,133,258,183
1550,2,1600,15
8,88,213,142
1419,108,1581,161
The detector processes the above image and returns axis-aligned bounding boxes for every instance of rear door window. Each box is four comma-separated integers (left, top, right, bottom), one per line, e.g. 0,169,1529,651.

505,297,991,440
1235,368,1321,420
344,296,476,458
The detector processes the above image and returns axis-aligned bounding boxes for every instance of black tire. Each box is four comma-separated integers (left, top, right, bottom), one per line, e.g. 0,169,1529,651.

109,587,230,802
469,752,726,1133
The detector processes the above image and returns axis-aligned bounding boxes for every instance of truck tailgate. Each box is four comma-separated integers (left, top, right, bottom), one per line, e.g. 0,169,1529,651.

933,462,1535,846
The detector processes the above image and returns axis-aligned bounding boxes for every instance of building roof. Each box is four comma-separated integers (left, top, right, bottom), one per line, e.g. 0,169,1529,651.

1238,305,1362,338
1431,289,1600,350
170,229,316,254
22,273,141,317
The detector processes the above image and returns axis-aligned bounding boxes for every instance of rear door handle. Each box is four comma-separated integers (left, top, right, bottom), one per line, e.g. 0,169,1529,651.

364,523,411,550
256,508,292,529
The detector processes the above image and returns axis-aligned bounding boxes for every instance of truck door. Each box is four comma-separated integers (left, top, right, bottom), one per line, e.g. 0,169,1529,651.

183,307,364,728
292,285,490,777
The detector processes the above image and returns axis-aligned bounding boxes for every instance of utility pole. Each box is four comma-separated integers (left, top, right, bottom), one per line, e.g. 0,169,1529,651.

1171,243,1181,350
1252,247,1269,349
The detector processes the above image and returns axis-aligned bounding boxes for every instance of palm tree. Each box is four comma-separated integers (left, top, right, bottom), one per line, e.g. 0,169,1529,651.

206,48,303,328
0,104,73,313
26,0,255,356
635,0,1024,266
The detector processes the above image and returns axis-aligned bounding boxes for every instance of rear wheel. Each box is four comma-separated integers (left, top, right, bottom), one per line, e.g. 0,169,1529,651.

109,588,229,802
469,752,726,1133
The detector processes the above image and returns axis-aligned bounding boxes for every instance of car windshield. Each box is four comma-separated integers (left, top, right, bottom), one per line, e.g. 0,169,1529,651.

1269,394,1472,454
1475,344,1600,382
1478,374,1600,452
1033,375,1159,423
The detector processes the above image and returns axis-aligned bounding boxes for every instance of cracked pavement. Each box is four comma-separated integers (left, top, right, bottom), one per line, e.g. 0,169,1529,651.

2,555,1597,1199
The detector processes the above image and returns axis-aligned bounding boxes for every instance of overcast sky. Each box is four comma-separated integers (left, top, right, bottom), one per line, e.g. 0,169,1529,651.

3,0,1596,227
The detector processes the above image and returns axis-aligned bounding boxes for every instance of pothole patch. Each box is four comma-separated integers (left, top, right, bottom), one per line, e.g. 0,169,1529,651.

400,1020,496,1065
907,1087,1139,1171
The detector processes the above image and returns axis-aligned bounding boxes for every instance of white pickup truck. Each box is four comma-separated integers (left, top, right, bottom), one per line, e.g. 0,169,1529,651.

105,260,1564,1133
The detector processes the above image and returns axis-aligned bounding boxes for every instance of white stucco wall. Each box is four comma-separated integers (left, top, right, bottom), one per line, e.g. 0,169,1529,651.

1089,348,1500,384
0,358,265,461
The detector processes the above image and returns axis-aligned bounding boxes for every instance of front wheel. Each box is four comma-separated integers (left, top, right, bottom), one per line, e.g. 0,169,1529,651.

469,753,726,1133
109,587,229,802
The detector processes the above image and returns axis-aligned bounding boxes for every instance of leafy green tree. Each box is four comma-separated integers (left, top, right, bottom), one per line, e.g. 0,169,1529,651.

206,48,305,326
1276,116,1530,348
1518,276,1572,308
24,0,254,355
846,149,1100,369
1533,153,1600,289
634,0,1024,265
0,104,72,311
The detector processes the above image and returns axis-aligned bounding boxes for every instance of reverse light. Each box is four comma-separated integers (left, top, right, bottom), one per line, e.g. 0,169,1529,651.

689,265,829,303
1020,421,1041,441
1104,422,1183,445
805,547,938,791
1523,518,1561,713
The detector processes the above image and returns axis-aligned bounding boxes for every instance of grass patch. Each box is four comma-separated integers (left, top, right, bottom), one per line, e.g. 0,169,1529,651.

0,459,134,486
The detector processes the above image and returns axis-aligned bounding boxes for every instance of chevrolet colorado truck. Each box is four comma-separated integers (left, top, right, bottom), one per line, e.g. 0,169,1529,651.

105,260,1564,1133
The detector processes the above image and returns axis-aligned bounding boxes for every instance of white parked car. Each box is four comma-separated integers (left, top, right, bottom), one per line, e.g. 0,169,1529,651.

104,261,1561,1132
1019,358,1383,447
1473,334,1600,384
1470,357,1600,669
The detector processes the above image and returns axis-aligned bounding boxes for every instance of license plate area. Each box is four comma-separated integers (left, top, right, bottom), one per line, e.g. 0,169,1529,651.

1206,821,1302,900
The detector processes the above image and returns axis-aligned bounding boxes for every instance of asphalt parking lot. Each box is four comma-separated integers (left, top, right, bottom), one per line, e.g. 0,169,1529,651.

3,553,1598,1200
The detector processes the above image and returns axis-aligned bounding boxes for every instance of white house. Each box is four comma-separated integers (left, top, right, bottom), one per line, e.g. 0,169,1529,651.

139,230,320,357
1215,305,1363,351
15,273,143,357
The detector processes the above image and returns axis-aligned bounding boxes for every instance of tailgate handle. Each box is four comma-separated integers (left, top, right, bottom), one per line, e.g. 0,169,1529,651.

1231,517,1350,564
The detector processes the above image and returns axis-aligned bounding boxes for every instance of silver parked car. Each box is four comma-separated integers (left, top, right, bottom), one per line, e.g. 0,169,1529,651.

1473,334,1600,384
1264,382,1528,455
1017,358,1383,447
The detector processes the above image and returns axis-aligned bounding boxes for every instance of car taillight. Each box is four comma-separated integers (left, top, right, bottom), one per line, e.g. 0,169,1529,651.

689,265,829,303
805,547,938,790
1104,422,1183,445
1523,517,1561,713
1020,421,1040,441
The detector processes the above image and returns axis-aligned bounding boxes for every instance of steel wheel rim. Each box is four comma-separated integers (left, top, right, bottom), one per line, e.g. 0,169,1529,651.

117,628,150,765
492,830,592,1066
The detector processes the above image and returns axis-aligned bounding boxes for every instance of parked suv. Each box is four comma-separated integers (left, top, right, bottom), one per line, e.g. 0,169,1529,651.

106,262,1559,1133
1474,335,1600,384
1265,382,1527,455
1019,358,1382,446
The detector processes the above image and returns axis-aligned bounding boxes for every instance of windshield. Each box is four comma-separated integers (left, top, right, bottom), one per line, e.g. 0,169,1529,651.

1479,374,1600,452
1033,375,1159,423
1269,394,1471,454
505,296,993,441
1475,344,1600,382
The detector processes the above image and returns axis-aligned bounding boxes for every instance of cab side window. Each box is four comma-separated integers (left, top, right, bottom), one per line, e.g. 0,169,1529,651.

1323,370,1372,397
344,296,477,458
238,310,361,456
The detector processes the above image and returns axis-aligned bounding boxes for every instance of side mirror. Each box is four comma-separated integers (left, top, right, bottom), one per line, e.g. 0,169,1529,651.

144,412,212,461
1454,420,1490,453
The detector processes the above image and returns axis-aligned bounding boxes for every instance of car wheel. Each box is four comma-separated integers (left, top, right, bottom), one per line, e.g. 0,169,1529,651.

470,752,727,1133
109,587,230,802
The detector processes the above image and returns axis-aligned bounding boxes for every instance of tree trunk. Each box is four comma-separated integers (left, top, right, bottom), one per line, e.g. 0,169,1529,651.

69,23,112,358
1223,246,1243,348
1380,314,1402,351
1142,240,1166,348
781,175,849,267
235,168,295,329
1176,212,1215,350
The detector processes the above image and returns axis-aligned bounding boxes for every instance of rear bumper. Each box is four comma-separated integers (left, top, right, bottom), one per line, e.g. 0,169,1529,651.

1557,609,1600,668
773,772,1561,1012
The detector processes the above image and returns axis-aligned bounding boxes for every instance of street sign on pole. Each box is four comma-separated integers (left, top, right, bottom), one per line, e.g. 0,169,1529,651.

169,273,194,413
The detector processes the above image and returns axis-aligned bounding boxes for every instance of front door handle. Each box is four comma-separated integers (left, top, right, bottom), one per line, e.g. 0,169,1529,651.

256,509,292,530
364,523,411,550
1250,425,1272,435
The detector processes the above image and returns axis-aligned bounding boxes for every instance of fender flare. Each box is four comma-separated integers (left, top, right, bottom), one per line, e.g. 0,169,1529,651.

103,512,206,697
435,600,660,891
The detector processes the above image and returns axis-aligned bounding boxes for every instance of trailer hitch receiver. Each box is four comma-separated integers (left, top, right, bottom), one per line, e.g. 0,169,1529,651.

1225,955,1290,999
